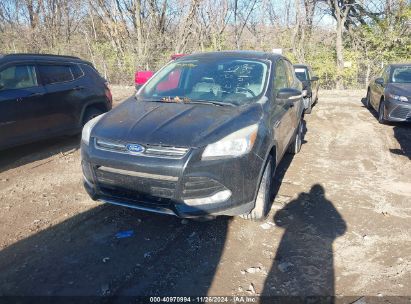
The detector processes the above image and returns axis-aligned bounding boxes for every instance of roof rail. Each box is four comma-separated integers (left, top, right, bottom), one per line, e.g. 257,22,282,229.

5,53,81,60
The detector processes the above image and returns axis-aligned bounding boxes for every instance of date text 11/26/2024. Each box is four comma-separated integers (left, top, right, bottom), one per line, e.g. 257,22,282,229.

149,296,257,303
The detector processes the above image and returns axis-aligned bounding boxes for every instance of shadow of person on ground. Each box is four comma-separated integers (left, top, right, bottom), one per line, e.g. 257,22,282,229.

262,185,346,299
0,204,230,297
390,124,411,160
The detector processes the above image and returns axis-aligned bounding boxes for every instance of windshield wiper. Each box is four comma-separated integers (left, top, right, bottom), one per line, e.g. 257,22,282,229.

137,96,236,107
189,99,236,107
139,99,166,103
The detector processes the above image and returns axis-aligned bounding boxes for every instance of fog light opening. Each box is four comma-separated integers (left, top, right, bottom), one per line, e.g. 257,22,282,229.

184,190,232,206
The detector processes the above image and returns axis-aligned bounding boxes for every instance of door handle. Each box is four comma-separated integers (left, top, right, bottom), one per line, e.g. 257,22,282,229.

289,102,294,108
30,92,44,97
73,86,85,91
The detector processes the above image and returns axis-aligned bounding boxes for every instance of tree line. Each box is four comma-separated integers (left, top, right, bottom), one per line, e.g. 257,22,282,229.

0,0,410,89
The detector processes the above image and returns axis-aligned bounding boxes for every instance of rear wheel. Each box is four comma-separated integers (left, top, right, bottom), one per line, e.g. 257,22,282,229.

288,119,303,154
378,99,386,124
241,156,273,221
83,107,104,126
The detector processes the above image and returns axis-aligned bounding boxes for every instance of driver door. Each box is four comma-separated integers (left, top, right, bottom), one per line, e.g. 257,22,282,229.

0,64,46,148
271,59,294,159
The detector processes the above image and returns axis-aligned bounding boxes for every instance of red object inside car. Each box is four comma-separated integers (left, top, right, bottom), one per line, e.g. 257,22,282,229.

156,69,182,92
135,71,154,86
134,54,186,88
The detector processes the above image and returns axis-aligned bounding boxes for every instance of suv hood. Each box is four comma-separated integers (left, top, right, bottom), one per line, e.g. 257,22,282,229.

92,97,262,148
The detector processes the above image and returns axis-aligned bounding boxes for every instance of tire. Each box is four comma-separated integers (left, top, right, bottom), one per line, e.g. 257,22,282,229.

83,107,104,126
305,97,312,114
365,89,371,109
378,99,386,124
288,119,303,154
241,156,273,221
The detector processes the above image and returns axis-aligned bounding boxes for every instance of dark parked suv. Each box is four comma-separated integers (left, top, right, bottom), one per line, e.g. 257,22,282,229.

294,64,319,114
0,53,112,150
81,51,304,220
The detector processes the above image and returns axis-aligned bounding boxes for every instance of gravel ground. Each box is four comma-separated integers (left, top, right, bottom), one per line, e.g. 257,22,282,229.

0,88,410,297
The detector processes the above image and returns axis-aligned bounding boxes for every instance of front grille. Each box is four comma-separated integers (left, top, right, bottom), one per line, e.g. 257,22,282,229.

100,186,172,207
95,138,188,159
95,166,177,199
182,176,226,199
390,106,411,120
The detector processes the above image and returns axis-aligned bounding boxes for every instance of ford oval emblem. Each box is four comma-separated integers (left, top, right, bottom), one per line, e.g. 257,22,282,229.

126,143,145,153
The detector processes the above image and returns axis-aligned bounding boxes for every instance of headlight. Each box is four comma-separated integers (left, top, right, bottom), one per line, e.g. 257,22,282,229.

388,93,408,102
202,124,258,160
81,114,105,145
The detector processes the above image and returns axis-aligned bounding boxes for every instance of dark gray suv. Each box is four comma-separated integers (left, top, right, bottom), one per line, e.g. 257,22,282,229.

0,53,112,150
81,51,304,220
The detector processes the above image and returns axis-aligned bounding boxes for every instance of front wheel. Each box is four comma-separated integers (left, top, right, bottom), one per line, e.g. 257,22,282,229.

305,97,312,114
365,89,371,108
241,156,273,221
378,100,386,124
288,119,303,154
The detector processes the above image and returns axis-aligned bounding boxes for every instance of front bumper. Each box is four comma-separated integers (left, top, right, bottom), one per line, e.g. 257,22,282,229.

385,99,411,122
81,140,263,217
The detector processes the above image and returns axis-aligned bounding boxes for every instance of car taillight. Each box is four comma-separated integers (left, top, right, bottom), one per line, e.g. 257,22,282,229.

104,82,113,106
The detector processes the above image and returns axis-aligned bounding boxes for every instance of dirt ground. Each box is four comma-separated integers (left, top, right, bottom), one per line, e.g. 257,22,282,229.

0,87,410,298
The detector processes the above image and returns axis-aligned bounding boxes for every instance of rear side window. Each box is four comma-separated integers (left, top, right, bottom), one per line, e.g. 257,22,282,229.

0,65,38,91
80,64,103,82
38,65,74,85
71,64,84,79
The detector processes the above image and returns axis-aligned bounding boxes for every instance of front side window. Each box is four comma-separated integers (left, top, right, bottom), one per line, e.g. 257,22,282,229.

285,61,295,85
0,65,38,91
274,60,288,90
139,58,269,106
391,66,411,83
38,64,74,85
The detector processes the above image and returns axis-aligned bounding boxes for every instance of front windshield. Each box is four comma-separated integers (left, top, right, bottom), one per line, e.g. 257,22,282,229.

391,66,411,83
294,67,308,82
138,58,269,106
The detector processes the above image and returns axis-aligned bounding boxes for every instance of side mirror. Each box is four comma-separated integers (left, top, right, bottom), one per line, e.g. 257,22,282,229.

302,89,308,97
375,77,384,85
277,88,302,100
311,76,319,81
